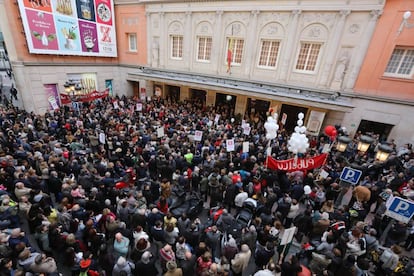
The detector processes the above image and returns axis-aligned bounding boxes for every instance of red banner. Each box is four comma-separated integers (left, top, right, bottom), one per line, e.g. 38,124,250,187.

266,153,328,172
60,89,109,105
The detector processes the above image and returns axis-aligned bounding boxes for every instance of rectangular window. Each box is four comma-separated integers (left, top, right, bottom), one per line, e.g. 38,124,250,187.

171,35,183,59
197,37,212,61
295,43,322,72
384,48,414,78
258,40,280,68
128,33,137,52
228,38,244,65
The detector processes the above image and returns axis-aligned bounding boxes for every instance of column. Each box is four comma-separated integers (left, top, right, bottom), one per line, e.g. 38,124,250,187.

344,10,382,90
212,10,224,74
319,10,350,87
279,10,301,81
159,12,166,68
146,12,152,66
244,10,260,77
184,11,193,69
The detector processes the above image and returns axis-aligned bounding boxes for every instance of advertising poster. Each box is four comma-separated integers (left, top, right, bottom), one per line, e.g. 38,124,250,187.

79,20,98,52
75,0,96,21
25,9,59,51
43,84,60,110
95,0,113,26
18,0,117,57
105,79,113,95
53,0,77,18
55,15,81,52
21,0,52,13
306,110,326,135
97,24,116,56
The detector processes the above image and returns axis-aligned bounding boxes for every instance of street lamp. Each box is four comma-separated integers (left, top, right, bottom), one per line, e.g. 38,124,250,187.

375,144,393,162
397,11,414,36
336,136,352,152
357,135,374,153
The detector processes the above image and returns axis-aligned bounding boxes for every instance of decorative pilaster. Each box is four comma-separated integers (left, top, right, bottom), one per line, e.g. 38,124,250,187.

318,10,350,87
279,10,301,81
159,12,165,68
244,10,260,77
212,10,224,74
344,10,382,90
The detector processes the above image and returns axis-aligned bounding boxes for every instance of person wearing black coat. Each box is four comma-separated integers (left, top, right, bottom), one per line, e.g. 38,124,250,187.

254,242,275,270
180,251,196,276
134,251,157,276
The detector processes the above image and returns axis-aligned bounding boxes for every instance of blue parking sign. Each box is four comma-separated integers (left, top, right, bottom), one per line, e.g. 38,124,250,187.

385,197,414,223
339,167,362,185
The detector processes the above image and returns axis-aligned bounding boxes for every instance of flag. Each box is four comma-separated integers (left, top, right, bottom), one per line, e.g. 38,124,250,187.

227,38,234,73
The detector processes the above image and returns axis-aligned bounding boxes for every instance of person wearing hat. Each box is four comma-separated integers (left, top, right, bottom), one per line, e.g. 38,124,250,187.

112,256,135,276
164,260,183,276
312,212,331,238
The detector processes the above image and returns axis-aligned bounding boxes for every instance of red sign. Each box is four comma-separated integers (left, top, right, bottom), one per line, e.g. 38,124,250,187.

60,89,109,105
266,153,327,172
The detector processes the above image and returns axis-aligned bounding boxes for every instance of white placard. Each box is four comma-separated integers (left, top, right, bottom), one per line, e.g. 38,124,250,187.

319,169,329,179
194,130,203,141
157,127,164,138
136,103,143,111
281,113,288,125
99,133,106,144
266,147,272,156
322,143,331,153
207,120,213,127
214,114,220,124
241,120,246,127
280,226,297,245
226,139,235,152
242,142,249,153
48,97,59,110
113,101,119,109
243,126,251,135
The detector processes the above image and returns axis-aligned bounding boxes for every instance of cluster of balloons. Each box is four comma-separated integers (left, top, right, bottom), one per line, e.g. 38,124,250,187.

288,113,309,154
264,112,279,140
324,125,338,141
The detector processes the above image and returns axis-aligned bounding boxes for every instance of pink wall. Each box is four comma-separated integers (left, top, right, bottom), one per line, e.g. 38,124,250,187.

115,4,147,66
354,0,414,100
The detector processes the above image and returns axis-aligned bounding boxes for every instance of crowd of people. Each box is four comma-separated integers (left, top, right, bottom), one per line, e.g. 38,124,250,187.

0,94,411,276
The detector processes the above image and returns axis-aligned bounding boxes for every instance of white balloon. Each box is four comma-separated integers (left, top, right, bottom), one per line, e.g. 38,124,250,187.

304,185,312,195
294,126,300,133
231,118,235,123
297,120,303,126
298,113,304,119
300,126,306,133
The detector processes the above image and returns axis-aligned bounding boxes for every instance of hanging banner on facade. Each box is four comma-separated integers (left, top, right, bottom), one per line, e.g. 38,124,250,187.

43,84,60,110
17,0,117,57
266,153,327,172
